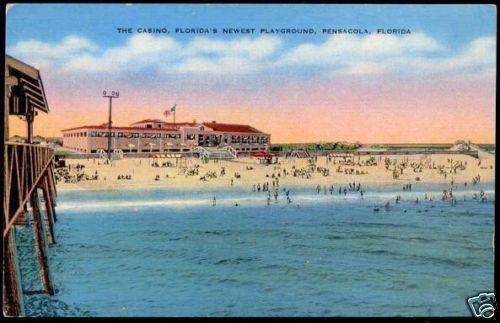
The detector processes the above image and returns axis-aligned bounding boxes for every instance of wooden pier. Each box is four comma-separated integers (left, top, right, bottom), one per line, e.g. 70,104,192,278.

3,55,57,316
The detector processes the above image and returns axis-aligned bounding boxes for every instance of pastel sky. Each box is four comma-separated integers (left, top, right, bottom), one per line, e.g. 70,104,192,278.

6,4,496,143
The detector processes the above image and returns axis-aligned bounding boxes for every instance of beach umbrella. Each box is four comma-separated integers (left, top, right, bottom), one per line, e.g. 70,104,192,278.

127,143,135,153
148,142,156,152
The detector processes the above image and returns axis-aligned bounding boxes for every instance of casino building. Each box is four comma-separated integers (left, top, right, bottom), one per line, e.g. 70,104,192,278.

61,119,270,154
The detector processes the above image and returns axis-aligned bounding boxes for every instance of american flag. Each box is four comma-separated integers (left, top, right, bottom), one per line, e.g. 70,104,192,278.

163,104,176,118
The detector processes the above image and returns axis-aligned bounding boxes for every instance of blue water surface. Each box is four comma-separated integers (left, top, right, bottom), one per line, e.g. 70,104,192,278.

15,182,495,317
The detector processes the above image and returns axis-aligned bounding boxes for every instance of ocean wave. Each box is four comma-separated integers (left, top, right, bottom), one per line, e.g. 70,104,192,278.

55,188,495,212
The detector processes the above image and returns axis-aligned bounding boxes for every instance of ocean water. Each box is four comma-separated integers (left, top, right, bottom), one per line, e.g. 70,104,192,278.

14,182,495,317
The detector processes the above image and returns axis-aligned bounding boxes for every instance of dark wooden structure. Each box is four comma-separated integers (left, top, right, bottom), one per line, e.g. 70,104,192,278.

4,55,57,316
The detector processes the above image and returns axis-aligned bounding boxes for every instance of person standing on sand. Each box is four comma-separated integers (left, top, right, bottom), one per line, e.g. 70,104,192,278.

231,178,234,186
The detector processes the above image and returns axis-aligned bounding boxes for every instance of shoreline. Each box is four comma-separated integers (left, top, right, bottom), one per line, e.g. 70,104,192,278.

55,178,497,193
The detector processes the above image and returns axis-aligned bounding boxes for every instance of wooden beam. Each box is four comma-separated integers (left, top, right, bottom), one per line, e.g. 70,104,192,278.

30,190,54,295
13,149,27,226
2,233,23,316
3,155,53,240
41,181,55,245
45,168,57,221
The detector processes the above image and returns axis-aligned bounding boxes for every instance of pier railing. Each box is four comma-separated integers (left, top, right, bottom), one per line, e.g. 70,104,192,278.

3,142,58,316
3,142,57,237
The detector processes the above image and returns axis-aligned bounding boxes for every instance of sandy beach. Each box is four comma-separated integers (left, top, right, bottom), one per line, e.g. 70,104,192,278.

55,152,495,191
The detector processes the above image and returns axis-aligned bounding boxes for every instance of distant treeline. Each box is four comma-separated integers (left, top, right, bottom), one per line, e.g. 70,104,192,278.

270,142,362,152
270,142,495,152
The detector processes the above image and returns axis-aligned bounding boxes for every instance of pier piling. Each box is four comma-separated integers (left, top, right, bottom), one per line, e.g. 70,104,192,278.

2,231,23,316
30,190,54,295
42,181,56,244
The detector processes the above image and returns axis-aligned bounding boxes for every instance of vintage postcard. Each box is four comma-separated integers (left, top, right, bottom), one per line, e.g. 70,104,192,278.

3,3,496,318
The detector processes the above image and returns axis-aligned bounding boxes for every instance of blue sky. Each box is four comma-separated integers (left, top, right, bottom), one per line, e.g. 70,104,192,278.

7,4,496,50
6,4,496,80
5,4,497,143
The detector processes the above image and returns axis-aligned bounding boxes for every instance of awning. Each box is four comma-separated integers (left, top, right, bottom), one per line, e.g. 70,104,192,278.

252,151,273,157
5,55,49,114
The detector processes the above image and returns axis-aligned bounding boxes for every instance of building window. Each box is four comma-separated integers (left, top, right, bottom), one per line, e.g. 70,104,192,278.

118,132,124,137
146,124,152,129
133,133,139,138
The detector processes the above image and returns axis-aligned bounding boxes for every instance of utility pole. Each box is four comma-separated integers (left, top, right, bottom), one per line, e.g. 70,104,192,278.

103,90,119,159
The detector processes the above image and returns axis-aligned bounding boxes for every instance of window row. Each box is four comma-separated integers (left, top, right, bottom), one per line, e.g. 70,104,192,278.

230,135,268,144
65,132,183,139
63,132,269,143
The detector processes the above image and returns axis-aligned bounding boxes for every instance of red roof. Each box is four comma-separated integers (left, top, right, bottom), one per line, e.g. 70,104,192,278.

130,119,166,125
164,122,199,127
61,125,179,132
131,120,199,127
202,122,262,133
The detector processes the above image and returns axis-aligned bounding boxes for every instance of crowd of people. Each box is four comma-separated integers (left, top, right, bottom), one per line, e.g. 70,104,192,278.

54,163,99,184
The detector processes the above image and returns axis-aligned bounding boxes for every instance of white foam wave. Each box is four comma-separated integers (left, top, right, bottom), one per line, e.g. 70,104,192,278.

56,189,494,212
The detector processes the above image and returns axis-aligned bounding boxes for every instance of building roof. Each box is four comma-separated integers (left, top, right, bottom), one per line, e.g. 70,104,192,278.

62,120,268,134
5,55,49,113
61,124,179,132
130,119,166,125
202,122,263,133
164,122,199,127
